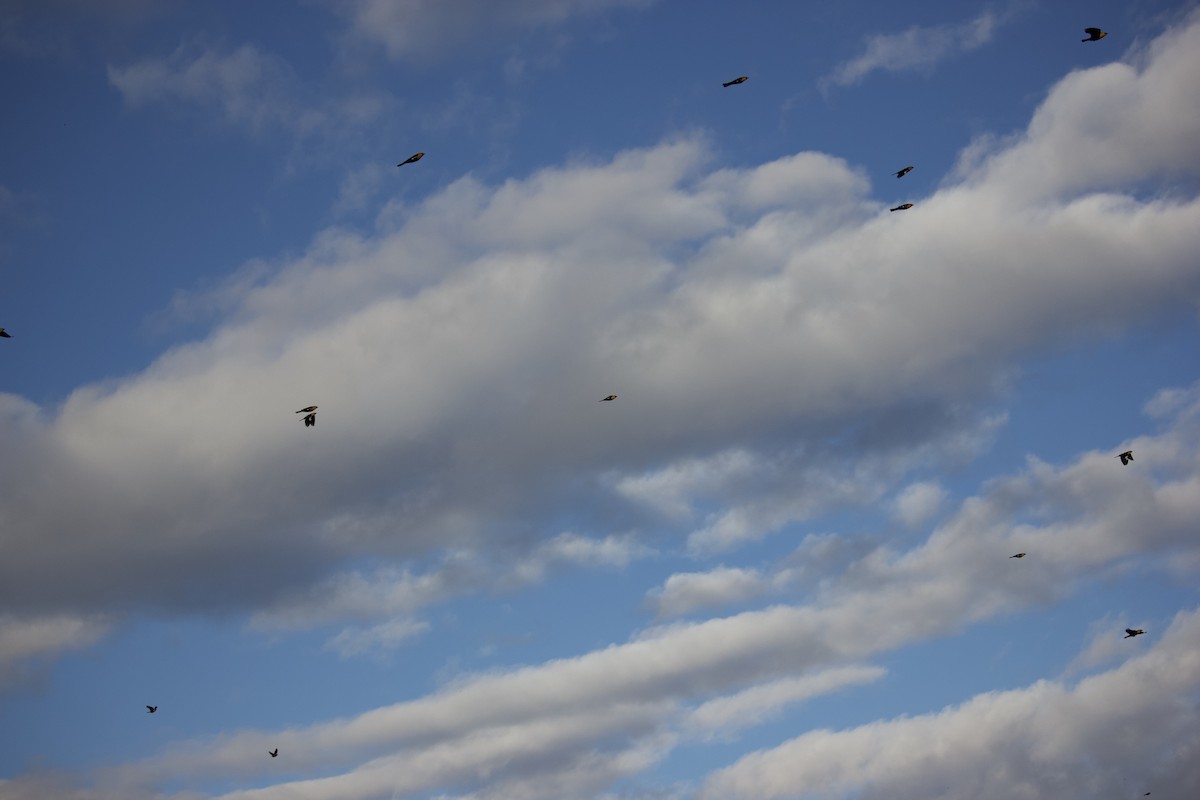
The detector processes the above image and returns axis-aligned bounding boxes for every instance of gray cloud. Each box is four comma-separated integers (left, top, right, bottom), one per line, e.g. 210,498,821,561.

325,0,655,61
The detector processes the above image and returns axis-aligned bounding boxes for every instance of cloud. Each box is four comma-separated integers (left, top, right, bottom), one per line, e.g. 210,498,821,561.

21,381,1200,796
701,608,1200,800
3,12,1200,678
0,614,111,689
108,42,298,133
325,0,655,61
820,9,1004,91
892,481,948,528
646,566,769,619
323,617,430,658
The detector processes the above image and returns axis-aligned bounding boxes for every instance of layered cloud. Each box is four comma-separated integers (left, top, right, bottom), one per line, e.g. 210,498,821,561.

701,608,1200,800
3,8,1200,708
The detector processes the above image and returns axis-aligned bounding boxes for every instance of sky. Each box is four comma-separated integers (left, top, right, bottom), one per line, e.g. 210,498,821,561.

1,0,1199,798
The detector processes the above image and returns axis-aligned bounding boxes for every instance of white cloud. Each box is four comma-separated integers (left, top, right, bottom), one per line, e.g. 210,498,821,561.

0,614,111,688
686,665,886,737
108,42,297,133
323,617,430,658
821,9,1004,91
3,12,1200,685
701,608,1200,800
646,566,769,619
892,481,948,528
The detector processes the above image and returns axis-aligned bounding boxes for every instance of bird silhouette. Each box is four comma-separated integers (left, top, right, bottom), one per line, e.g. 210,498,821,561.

1010,553,1026,558
722,76,748,87
146,705,157,713
295,405,318,414
269,749,279,758
1082,28,1108,42
894,166,914,178
1124,628,1145,639
1117,450,1134,465
398,152,424,166
303,412,317,427
600,395,618,402
890,203,914,212
0,327,10,338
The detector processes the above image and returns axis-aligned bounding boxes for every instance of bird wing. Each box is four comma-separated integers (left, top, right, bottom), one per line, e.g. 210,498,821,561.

1084,27,1102,35
1125,628,1137,634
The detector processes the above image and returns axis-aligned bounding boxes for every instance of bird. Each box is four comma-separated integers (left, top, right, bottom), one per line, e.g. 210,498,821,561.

397,152,424,166
1010,553,1026,558
0,327,10,338
722,76,748,87
890,203,914,212
600,395,618,402
1082,27,1108,42
146,705,157,713
894,166,914,178
303,412,317,428
1117,450,1133,465
1124,628,1145,639
295,406,318,414
269,749,279,758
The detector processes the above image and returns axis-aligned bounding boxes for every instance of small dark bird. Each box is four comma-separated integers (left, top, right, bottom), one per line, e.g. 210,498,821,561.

722,76,749,87
1124,628,1145,639
1010,553,1026,559
398,152,424,166
303,412,317,428
894,166,914,178
269,749,279,758
295,406,318,414
600,395,618,402
0,328,10,338
890,203,914,212
1082,28,1108,42
146,705,157,713
1117,450,1133,465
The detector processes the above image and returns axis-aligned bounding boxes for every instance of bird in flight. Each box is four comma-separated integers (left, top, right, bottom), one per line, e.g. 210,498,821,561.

1082,27,1108,42
890,203,914,212
269,749,279,758
398,152,424,166
296,406,318,414
1124,628,1145,639
600,395,618,402
303,412,317,428
894,166,914,178
722,76,748,87
146,705,157,713
1116,450,1134,465
0,327,11,338
1010,553,1026,559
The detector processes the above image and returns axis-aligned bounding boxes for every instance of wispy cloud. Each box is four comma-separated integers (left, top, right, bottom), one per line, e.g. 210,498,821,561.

820,9,1003,92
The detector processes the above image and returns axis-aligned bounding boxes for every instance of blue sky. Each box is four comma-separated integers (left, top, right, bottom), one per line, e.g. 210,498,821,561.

2,1,1199,798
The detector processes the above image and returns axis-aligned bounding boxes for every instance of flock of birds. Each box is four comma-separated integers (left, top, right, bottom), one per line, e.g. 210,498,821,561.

1,22,1163,789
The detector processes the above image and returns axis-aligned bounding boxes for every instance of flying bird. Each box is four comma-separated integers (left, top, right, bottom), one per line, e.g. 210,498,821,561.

1124,628,1145,639
1010,553,1026,558
722,76,748,87
1082,27,1108,42
0,327,10,338
295,406,318,414
269,749,279,758
303,412,317,428
894,166,914,178
1117,450,1133,465
398,152,424,166
600,395,618,402
146,705,157,713
890,203,913,212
